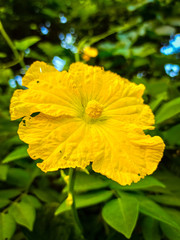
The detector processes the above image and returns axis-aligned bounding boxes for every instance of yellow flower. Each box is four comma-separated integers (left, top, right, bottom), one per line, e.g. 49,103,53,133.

82,46,98,61
10,61,165,185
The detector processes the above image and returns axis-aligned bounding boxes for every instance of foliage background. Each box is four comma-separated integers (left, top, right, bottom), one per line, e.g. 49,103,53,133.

0,0,180,239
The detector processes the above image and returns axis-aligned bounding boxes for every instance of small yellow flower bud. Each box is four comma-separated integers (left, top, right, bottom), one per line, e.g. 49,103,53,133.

66,193,73,206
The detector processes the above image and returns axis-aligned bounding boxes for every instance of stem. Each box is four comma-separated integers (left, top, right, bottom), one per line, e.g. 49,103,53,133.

75,52,80,62
0,20,25,68
68,168,84,238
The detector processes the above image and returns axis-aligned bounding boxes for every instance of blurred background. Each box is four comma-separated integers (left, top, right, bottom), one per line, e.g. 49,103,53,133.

0,0,180,240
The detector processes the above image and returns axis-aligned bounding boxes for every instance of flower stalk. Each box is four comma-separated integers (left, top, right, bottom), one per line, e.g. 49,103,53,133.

0,20,25,68
67,168,84,239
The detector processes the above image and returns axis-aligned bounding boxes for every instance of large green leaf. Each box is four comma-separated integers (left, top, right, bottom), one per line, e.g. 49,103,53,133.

160,208,180,240
142,217,161,240
102,194,139,239
155,97,180,124
136,195,180,230
55,190,113,215
9,201,36,231
14,36,40,51
0,213,16,240
2,146,29,163
108,175,165,191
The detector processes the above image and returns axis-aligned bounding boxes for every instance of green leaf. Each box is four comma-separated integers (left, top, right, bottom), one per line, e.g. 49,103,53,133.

14,36,40,51
0,189,22,199
102,194,139,239
0,52,7,58
21,194,42,209
38,42,63,57
0,165,8,181
162,124,180,145
7,168,31,188
55,190,113,216
108,176,165,191
150,92,168,111
2,146,29,163
149,194,180,207
63,172,108,193
136,195,180,230
160,208,180,240
0,213,16,240
166,17,180,26
155,25,176,36
127,0,154,11
132,43,156,57
0,198,10,208
142,217,161,240
9,201,36,231
155,97,180,124
32,189,59,203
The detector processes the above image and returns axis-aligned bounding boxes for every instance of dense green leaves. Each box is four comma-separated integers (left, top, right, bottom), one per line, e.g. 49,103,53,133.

102,194,139,239
0,0,180,239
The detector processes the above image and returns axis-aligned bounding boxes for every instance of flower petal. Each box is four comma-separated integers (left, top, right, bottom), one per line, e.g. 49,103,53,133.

69,63,152,129
18,113,101,171
10,71,81,120
22,61,58,87
92,119,165,185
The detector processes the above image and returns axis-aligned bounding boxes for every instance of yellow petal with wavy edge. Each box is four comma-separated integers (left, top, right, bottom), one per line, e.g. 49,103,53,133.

10,71,82,120
18,113,102,171
22,61,58,87
10,61,165,185
92,119,165,185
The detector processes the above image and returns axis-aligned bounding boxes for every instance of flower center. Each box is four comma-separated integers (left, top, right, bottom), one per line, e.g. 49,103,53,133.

85,100,103,119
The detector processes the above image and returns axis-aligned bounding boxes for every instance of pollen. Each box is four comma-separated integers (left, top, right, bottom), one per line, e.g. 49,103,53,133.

85,100,103,119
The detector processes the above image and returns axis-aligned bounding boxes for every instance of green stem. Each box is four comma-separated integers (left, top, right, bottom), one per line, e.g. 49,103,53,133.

75,52,80,62
68,168,84,238
0,20,25,68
